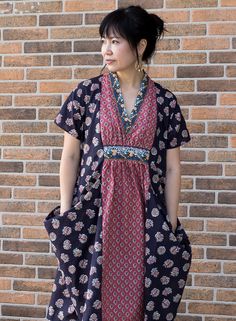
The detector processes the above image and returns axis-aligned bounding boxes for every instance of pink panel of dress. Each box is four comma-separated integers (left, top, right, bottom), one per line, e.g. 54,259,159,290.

100,73,157,321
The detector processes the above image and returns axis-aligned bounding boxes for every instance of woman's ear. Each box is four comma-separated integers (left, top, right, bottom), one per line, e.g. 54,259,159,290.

137,39,147,56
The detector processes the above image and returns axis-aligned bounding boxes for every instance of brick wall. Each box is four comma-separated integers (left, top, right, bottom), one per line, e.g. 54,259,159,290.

0,0,235,320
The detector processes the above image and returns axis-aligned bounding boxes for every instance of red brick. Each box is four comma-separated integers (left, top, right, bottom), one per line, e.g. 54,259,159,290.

13,280,52,292
4,55,50,67
40,81,79,93
183,288,213,300
0,279,11,290
0,201,35,213
210,52,236,63
3,28,48,41
74,67,103,80
0,2,12,14
0,108,36,120
23,228,48,240
25,254,57,266
2,214,45,227
209,23,236,35
51,27,98,39
0,82,36,94
156,10,190,23
0,174,36,186
159,80,194,92
192,9,236,21
182,38,229,50
166,0,217,7
0,135,21,146
225,165,236,176
175,316,202,321
208,122,236,134
192,247,204,259
198,80,236,91
0,253,23,265
180,150,205,162
192,107,236,120
14,95,61,106
177,94,217,106
0,293,34,305
0,227,20,238
2,305,46,318
218,192,236,204
40,13,82,26
3,240,49,253
25,162,59,174
65,0,116,11
3,148,50,160
180,218,204,231
190,260,221,273
0,266,35,278
207,219,236,232
182,164,222,176
14,188,59,200
23,135,63,147
223,262,236,274
229,235,236,246
53,54,102,66
181,178,193,189
38,267,56,279
189,233,226,245
0,162,23,173
208,151,236,162
0,69,23,80
0,15,36,27
37,293,51,305
26,68,72,80
153,52,206,64
196,178,236,190
0,96,12,106
25,41,72,53
38,175,59,187
39,108,60,120
216,290,236,302
187,122,205,133
74,40,102,52
0,187,11,198
226,66,236,77
177,66,224,78
181,192,215,204
191,206,236,218
221,0,236,5
15,1,62,13
37,201,60,213
195,275,236,288
2,122,47,133
189,302,236,315
187,135,228,148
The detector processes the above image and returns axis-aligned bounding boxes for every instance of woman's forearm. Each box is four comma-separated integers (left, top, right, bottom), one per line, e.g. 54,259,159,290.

165,147,181,233
165,165,181,233
59,153,80,214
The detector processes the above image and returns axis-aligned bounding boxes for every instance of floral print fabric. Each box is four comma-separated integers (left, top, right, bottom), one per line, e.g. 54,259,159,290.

44,72,192,321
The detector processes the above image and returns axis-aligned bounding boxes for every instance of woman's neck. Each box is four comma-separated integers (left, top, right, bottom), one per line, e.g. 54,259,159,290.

116,68,144,90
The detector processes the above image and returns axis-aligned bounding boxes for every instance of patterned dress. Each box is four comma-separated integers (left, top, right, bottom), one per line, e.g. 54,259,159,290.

44,72,192,321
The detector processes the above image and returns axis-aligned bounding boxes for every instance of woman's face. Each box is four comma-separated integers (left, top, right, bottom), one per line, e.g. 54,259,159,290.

101,31,137,73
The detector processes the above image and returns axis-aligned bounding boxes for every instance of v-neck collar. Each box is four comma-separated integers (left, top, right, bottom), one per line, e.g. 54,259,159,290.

109,71,149,133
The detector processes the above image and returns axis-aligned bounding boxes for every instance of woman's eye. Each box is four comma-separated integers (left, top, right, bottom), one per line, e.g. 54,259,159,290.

112,40,119,44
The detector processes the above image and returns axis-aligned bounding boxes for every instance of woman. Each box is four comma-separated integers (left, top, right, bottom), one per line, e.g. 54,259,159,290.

44,5,192,321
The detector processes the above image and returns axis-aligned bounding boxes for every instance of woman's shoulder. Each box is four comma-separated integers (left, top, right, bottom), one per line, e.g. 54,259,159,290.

151,78,177,102
74,74,103,93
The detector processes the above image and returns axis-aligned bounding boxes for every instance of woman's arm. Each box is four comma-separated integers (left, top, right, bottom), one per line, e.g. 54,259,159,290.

165,147,181,233
59,132,81,214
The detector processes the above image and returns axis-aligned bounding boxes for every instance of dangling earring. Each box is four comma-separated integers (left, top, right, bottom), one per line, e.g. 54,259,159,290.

135,55,143,72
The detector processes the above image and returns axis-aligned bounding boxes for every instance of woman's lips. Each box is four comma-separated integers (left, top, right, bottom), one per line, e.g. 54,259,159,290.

105,60,115,65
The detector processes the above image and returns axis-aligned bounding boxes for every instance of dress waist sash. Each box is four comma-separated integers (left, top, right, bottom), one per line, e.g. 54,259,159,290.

103,145,150,163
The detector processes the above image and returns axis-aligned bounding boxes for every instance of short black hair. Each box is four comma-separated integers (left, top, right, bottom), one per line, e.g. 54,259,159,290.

99,5,165,63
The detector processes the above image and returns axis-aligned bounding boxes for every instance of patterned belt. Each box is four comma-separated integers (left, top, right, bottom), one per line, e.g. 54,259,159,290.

104,145,150,163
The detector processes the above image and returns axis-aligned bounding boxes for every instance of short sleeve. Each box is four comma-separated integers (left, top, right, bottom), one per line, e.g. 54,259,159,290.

54,84,85,141
166,94,191,149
